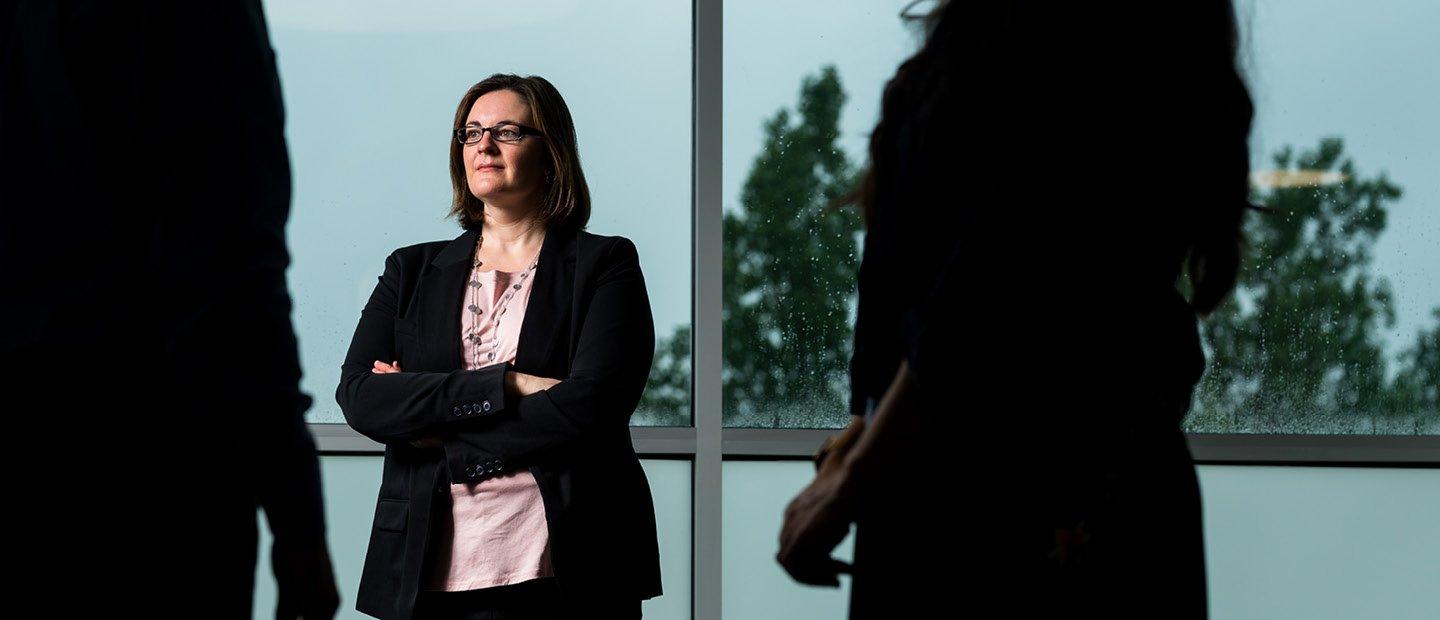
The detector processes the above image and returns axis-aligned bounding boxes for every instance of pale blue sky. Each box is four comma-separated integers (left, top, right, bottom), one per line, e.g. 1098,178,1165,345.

266,1,1437,422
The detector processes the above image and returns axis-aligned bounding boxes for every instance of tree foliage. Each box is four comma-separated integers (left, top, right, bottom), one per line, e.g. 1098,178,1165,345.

637,66,862,427
636,75,1439,435
1185,138,1439,433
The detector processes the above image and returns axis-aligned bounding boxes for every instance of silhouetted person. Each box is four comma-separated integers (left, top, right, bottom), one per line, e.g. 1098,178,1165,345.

2,1,338,617
780,1,1255,617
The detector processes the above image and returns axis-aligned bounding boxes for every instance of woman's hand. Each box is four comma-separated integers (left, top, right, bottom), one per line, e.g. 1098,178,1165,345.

777,456,860,587
505,370,562,397
373,360,444,449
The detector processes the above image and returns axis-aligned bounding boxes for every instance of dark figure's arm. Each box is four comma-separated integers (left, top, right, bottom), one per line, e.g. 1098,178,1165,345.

335,250,511,445
840,238,965,497
194,2,341,617
254,403,326,542
836,359,919,498
439,237,655,483
249,388,340,618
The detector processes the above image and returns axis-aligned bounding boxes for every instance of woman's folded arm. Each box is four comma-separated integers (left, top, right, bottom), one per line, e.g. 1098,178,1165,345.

337,365,510,445
440,237,655,483
334,249,511,445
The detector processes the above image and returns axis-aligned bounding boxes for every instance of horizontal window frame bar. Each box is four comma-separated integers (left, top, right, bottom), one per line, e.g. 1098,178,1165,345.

307,423,698,456
308,424,1440,465
1185,433,1440,466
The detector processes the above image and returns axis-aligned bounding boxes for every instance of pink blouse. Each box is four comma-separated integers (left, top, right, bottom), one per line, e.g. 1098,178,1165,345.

423,252,553,591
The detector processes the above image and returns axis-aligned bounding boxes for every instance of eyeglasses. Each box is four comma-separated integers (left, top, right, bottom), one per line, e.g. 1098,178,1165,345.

454,122,545,146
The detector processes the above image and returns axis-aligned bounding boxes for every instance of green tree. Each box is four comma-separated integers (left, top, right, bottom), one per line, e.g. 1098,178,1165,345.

635,81,1440,434
633,325,691,426
637,65,862,427
1185,137,1439,434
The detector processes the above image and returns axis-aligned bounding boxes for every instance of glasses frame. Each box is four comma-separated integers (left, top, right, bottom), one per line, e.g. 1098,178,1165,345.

454,122,546,146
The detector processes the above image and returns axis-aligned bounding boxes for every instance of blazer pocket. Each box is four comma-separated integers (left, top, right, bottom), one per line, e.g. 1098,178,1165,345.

375,498,409,533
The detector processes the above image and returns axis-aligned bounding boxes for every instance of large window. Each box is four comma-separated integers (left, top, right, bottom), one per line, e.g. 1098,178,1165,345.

277,1,1437,619
278,2,1438,439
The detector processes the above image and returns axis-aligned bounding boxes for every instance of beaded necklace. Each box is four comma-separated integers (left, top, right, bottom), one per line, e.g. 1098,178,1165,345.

463,231,540,365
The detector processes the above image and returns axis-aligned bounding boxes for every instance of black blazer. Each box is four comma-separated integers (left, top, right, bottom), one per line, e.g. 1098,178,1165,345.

336,223,662,620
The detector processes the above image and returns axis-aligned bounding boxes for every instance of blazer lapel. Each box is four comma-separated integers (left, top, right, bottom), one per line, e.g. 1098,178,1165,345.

413,225,576,374
416,226,480,371
514,226,576,374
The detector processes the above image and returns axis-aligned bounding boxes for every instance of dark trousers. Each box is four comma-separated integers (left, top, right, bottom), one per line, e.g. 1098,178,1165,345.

414,577,642,620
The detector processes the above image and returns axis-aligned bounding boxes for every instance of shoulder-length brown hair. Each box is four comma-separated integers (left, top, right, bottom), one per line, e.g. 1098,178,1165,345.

447,73,591,232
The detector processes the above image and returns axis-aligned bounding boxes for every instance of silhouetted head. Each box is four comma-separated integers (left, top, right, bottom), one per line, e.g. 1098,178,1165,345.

448,74,591,232
854,0,1254,317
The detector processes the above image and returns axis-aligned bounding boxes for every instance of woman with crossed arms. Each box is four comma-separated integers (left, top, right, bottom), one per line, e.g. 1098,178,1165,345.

337,73,662,620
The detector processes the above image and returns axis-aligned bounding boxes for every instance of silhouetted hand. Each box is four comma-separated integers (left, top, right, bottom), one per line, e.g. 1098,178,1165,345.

272,538,340,619
777,461,858,587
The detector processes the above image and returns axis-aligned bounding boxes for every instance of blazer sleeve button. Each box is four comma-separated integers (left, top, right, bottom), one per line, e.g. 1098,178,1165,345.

481,400,492,413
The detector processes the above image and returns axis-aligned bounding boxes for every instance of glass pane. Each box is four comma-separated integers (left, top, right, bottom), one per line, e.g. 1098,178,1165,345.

1199,466,1440,617
262,0,694,427
722,461,855,619
643,459,695,620
1185,0,1440,434
720,1,924,428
